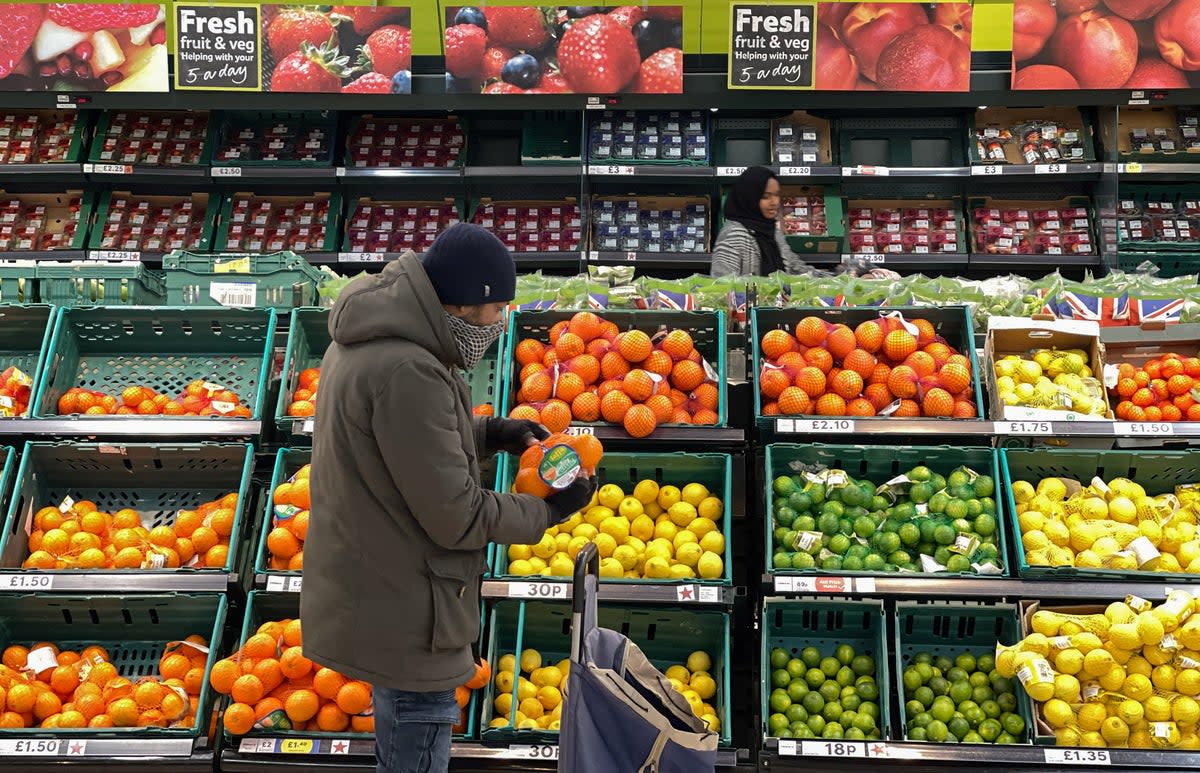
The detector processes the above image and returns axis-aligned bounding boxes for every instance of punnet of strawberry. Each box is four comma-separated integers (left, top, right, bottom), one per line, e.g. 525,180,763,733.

444,5,683,94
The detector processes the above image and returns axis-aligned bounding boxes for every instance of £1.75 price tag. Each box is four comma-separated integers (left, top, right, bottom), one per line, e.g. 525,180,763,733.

509,581,568,600
996,421,1051,435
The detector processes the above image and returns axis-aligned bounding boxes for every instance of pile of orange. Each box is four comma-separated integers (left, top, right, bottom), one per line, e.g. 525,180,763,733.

286,368,320,418
0,635,209,729
508,312,720,438
57,381,252,418
266,466,310,571
759,315,977,418
23,493,239,571
1112,355,1200,422
512,432,604,499
0,366,32,417
213,618,491,736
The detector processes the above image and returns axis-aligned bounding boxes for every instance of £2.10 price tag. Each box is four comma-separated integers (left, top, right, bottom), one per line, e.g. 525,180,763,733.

794,419,855,433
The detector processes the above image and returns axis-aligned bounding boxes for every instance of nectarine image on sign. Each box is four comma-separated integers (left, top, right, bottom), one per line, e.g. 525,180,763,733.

0,2,168,92
808,2,973,91
443,6,684,94
1013,0,1199,89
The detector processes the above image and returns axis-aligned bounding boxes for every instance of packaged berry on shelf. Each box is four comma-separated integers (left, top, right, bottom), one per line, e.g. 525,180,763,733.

347,115,464,168
222,193,331,253
587,110,708,164
0,192,86,252
473,201,582,254
96,111,208,166
344,199,460,254
846,202,960,255
0,111,78,164
94,193,212,254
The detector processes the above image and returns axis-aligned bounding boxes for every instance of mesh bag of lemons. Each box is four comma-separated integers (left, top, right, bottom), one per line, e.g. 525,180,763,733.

1014,474,1200,574
997,590,1200,749
504,479,725,581
993,348,1107,416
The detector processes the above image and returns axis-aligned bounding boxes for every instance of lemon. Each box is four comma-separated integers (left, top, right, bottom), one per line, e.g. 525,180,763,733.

613,545,638,571
666,664,690,684
1102,716,1130,745
1076,550,1103,568
1180,731,1200,750
495,671,515,696
1180,540,1200,568
1012,480,1036,504
669,502,698,528
1055,727,1081,746
1104,640,1133,665
1138,611,1166,646
1022,530,1050,552
1174,696,1200,725
1108,496,1137,524
549,554,574,576
669,564,696,579
646,539,673,561
1109,622,1142,651
688,517,717,539
537,685,562,710
1146,644,1174,667
1151,721,1182,748
1077,703,1107,732
498,654,516,673
675,542,703,568
585,506,613,527
626,536,646,554
1037,477,1068,502
1123,673,1153,701
633,479,659,504
600,517,630,543
1018,509,1046,533
532,534,557,559
690,672,716,700
673,530,698,550
1043,698,1075,729
1129,729,1153,748
1053,673,1081,702
519,696,544,719
698,496,723,521
509,543,534,561
1023,632,1051,656
630,514,655,541
657,485,682,510
995,648,1017,678
1177,669,1200,696
1083,648,1115,677
699,531,725,555
572,523,598,541
681,483,709,507
1127,655,1153,678
1106,602,1136,625
489,716,510,728
1045,520,1071,547
687,651,712,673
520,649,542,674
525,556,546,574
1055,648,1084,675
1092,536,1121,556
598,557,623,577
644,556,672,579
701,713,720,732
555,533,572,553
509,559,534,576
1100,664,1127,691
1146,696,1173,722
697,551,723,580
618,497,644,521
567,535,591,560
1153,664,1178,691
654,520,678,542
1026,548,1051,566
1118,699,1145,725
598,484,624,509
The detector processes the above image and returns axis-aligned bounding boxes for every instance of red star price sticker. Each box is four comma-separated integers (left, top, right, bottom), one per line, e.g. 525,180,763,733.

331,740,349,755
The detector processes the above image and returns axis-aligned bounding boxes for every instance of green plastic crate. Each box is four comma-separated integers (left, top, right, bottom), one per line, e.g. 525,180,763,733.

231,591,480,741
0,442,253,575
33,306,276,421
1001,447,1200,582
0,592,226,738
0,305,57,413
211,112,336,168
760,599,892,742
500,310,728,426
481,600,731,746
0,262,41,304
521,112,582,164
492,451,733,584
87,110,213,167
893,601,1035,744
764,443,1009,578
37,263,165,307
212,193,342,254
751,306,985,431
255,448,309,581
1117,252,1200,278
87,191,219,253
162,251,324,310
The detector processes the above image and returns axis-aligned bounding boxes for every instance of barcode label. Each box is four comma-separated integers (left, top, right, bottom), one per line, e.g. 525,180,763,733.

209,282,257,308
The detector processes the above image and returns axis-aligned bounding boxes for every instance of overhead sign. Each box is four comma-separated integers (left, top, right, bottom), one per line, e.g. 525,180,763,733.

728,4,816,89
174,3,261,91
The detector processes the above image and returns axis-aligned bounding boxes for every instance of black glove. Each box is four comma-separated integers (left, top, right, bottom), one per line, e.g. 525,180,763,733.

486,417,549,455
545,476,598,526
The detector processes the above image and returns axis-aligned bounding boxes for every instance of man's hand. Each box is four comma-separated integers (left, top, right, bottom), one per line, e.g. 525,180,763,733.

486,417,550,455
545,476,598,527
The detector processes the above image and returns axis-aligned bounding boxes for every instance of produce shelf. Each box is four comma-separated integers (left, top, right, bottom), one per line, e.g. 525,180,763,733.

481,579,734,606
765,418,1197,440
761,739,1200,768
337,166,463,180
763,574,1200,600
83,163,208,181
0,417,262,438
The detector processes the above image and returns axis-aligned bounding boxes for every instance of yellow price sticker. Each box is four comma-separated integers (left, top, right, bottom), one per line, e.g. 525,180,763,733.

215,257,251,274
280,738,314,754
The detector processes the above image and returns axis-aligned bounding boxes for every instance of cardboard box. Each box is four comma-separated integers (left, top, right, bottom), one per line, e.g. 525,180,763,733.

985,316,1114,421
1017,600,1109,744
972,106,1095,165
770,111,833,166
1115,106,1200,159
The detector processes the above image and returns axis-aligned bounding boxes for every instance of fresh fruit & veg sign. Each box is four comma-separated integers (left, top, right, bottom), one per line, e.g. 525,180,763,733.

174,3,260,90
728,4,817,89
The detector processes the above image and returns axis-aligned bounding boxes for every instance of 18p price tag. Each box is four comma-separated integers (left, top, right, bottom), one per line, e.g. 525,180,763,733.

801,740,867,757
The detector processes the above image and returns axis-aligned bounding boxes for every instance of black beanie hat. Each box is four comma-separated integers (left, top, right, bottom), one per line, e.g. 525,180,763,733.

420,223,516,306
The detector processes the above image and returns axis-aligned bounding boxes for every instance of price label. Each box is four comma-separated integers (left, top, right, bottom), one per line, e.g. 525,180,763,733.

717,166,746,177
801,740,868,757
859,254,886,264
265,575,303,593
1043,748,1110,765
1124,162,1143,174
996,421,1051,435
843,165,889,177
338,252,386,263
280,738,314,754
971,165,1003,176
239,738,278,754
588,164,634,176
509,581,568,599
0,738,63,755
794,419,855,433
302,418,314,434
2,574,52,590
777,739,798,756
514,744,559,760
92,163,132,175
1034,163,1065,174
697,585,721,603
774,576,852,593
778,166,812,176
625,251,637,262
212,166,243,178
91,250,140,262
1116,422,1174,436
564,426,594,436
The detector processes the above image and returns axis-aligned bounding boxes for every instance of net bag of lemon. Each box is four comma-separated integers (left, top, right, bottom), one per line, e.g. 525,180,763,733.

559,542,718,772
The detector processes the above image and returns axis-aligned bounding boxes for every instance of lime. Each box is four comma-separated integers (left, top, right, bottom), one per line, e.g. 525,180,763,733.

769,689,792,713
820,556,843,571
859,702,880,720
947,469,970,489
817,513,840,535
995,732,1016,745
853,516,875,538
945,499,968,521
786,704,808,724
875,532,901,555
963,705,986,728
774,477,798,497
800,647,822,668
962,731,983,744
946,554,972,573
822,702,843,723
928,491,950,514
829,534,851,555
991,675,1014,694
908,726,928,741
974,513,997,538
1001,712,1025,737
836,666,855,687
851,655,874,677
930,697,955,723
979,496,997,515
833,644,854,666
914,685,935,708
853,712,876,734
792,723,813,738
787,680,809,702
894,501,917,521
807,715,826,734
997,692,1016,713
818,680,840,703
822,500,846,518
928,676,949,697
769,713,789,735
948,716,971,740
929,473,947,491
856,681,879,702
978,718,1001,741
820,657,841,678
772,669,791,688
801,692,824,715
888,549,912,566
841,556,864,572
770,648,791,670
775,505,798,525
925,719,948,742
871,495,890,512
910,482,933,504
786,658,807,680
977,654,995,673
911,710,932,728
791,552,816,570
794,514,817,532
805,668,826,689
933,547,953,566
918,519,937,544
840,484,867,508
773,552,792,569
776,727,794,739
972,685,994,704
966,499,983,517
808,483,826,506
840,710,858,728
949,681,972,704
933,524,957,546
951,484,975,501
974,475,994,497
845,727,866,741
981,699,1001,720
821,721,844,739
935,655,953,673
913,662,933,682
789,492,813,512
864,553,886,571
909,466,933,482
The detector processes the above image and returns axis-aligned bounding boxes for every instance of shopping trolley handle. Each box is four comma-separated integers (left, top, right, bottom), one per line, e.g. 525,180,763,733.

572,542,599,612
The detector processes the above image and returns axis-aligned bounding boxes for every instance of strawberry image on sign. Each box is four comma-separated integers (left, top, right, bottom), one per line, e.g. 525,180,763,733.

360,25,411,77
267,8,338,61
270,40,348,93
47,3,160,31
443,5,683,94
0,4,45,78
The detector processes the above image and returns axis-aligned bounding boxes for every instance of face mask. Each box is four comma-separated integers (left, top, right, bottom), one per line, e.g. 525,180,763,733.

443,311,505,371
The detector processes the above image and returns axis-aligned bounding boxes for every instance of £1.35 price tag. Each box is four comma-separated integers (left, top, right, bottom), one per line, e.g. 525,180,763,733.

509,581,568,600
1043,748,1110,765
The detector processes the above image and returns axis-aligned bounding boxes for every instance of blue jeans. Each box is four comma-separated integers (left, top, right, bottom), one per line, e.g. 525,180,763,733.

373,686,460,773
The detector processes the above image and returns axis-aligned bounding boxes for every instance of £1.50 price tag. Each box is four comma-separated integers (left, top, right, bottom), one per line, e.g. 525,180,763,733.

1,574,52,590
0,738,63,755
1115,421,1173,436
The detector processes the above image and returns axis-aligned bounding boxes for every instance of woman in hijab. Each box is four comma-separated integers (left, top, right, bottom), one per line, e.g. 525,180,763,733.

711,166,809,277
